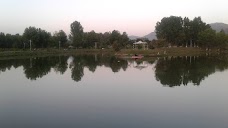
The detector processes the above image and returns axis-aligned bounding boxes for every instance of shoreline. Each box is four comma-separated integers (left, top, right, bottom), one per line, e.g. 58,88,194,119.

0,47,225,58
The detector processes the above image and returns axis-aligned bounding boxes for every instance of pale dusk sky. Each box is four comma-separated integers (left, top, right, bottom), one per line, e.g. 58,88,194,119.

0,0,228,36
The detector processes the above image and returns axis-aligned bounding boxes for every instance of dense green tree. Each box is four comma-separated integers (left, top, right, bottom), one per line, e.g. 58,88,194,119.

79,30,129,49
83,30,99,48
197,28,216,48
50,30,68,48
182,17,191,47
88,30,99,43
23,27,51,48
197,28,228,49
23,27,38,48
0,32,24,49
155,16,183,46
156,16,211,47
216,30,228,49
110,30,121,44
37,28,51,48
109,30,129,50
112,41,120,51
151,39,169,48
58,30,68,47
48,34,58,48
70,21,84,47
5,34,14,48
121,32,129,47
99,32,111,48
12,34,24,48
189,17,210,47
0,32,6,48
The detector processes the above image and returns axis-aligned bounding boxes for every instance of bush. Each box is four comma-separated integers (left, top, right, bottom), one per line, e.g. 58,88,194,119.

112,41,121,52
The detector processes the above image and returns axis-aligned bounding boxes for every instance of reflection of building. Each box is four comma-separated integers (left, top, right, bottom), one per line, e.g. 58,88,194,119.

133,61,148,70
133,41,148,50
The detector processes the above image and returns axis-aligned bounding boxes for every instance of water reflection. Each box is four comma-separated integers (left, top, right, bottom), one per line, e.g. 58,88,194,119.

69,55,129,81
155,56,228,87
0,56,68,80
1,55,228,87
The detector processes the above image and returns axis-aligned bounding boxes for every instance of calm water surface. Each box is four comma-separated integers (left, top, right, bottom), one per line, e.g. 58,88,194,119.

0,55,228,128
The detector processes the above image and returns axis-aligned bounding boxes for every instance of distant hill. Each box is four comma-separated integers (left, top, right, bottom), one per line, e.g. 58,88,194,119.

210,23,228,33
143,32,157,41
129,32,157,41
128,35,140,40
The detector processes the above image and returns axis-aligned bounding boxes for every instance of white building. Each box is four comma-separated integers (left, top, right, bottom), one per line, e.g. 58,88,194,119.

133,41,148,50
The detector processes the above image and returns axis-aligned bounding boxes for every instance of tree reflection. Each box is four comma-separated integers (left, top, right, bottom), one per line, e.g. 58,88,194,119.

0,55,130,82
24,57,60,80
54,56,69,74
70,55,84,82
69,55,128,82
109,56,128,72
0,58,29,73
0,56,69,80
2,54,228,85
155,56,228,87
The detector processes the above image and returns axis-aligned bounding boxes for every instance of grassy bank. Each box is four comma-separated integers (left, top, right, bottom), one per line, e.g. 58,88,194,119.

0,49,114,58
0,47,224,58
116,47,210,57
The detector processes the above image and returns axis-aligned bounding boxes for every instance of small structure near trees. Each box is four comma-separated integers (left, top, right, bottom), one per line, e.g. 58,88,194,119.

133,41,148,50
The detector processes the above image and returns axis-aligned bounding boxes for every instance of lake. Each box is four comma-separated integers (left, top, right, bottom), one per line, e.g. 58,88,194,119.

0,54,228,128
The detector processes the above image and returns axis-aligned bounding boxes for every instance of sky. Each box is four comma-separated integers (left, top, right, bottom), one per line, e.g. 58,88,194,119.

0,0,228,36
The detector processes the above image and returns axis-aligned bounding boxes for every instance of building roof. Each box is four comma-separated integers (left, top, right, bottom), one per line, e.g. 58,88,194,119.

133,41,147,45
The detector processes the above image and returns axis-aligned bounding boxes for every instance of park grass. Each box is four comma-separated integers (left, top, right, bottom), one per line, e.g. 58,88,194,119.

0,49,114,58
0,47,224,58
116,47,207,57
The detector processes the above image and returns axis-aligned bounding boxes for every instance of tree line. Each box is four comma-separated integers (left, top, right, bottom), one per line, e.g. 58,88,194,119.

0,21,129,50
0,28,68,49
155,16,228,49
70,21,129,50
1,17,228,50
